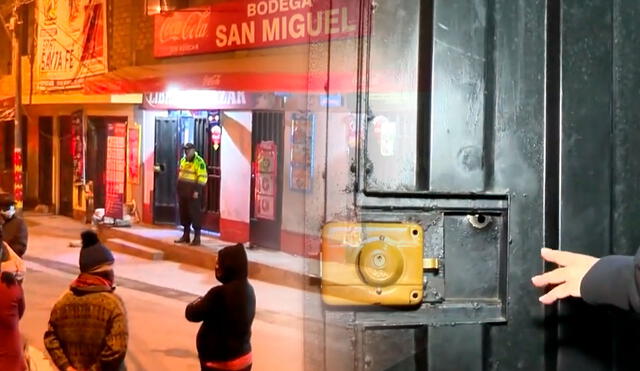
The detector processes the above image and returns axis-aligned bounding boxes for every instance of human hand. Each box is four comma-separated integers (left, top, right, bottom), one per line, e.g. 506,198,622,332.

531,248,599,304
193,192,199,199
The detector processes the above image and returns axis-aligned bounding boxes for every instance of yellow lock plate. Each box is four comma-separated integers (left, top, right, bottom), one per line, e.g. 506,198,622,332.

321,222,424,306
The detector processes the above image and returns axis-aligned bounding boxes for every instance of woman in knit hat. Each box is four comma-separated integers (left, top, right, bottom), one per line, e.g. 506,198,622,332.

0,225,26,371
44,230,128,371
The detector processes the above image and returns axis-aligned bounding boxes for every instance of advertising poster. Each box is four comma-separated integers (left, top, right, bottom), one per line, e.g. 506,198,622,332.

289,113,314,192
71,110,84,184
127,124,140,184
255,140,277,220
105,121,126,219
35,0,108,90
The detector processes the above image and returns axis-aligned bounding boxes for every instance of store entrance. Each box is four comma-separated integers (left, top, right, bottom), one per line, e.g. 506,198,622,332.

153,112,221,232
249,111,284,250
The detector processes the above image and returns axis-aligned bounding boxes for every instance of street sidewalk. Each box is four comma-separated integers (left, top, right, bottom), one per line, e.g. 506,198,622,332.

22,212,317,320
22,212,320,369
95,217,321,290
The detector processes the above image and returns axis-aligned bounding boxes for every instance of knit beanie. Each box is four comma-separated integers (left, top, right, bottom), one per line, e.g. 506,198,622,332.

79,230,114,273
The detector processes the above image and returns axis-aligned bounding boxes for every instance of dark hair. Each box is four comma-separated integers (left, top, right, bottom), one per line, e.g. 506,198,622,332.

0,271,17,285
0,225,6,263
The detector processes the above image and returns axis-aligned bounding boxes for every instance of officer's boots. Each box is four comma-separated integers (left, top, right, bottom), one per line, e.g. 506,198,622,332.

175,226,191,244
190,228,201,246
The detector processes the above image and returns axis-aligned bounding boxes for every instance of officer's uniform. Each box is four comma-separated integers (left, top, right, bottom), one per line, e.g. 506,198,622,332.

176,144,208,245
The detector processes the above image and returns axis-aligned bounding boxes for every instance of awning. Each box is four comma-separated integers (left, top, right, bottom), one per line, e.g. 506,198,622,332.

82,48,404,95
84,50,317,94
84,69,334,94
0,97,15,122
84,64,401,95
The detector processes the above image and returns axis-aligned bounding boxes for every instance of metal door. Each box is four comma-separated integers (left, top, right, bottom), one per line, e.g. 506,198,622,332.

38,117,53,206
153,117,179,224
86,117,108,209
307,0,640,370
58,116,74,216
250,111,284,250
193,116,221,232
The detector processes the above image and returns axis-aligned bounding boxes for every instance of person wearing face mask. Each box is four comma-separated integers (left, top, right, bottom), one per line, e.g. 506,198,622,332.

0,225,26,371
0,194,28,258
185,243,256,371
174,143,208,246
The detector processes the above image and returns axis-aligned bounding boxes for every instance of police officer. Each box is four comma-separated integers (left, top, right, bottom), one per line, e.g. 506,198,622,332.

175,143,208,246
0,193,28,257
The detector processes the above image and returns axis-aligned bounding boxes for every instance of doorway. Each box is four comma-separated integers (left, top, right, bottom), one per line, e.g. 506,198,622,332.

153,113,222,231
58,116,74,216
250,111,284,250
38,117,53,206
193,115,221,232
153,117,179,224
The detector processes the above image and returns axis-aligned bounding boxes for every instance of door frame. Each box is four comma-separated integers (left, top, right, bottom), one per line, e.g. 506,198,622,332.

152,116,179,225
249,110,285,250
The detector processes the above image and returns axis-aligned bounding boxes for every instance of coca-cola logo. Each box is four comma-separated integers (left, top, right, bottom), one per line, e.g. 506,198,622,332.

159,10,210,44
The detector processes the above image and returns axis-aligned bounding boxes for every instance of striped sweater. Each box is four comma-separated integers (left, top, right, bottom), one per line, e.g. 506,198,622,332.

44,285,128,371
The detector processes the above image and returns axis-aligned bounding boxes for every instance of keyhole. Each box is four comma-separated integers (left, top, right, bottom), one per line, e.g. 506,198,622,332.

373,254,386,267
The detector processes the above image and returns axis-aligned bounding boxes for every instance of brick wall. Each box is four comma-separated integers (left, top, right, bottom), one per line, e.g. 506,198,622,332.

109,0,158,70
107,0,232,71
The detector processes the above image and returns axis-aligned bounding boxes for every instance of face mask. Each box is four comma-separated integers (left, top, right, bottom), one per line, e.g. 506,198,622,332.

1,206,15,219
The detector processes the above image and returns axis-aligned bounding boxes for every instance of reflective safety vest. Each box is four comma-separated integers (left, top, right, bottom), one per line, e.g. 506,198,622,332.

178,153,208,186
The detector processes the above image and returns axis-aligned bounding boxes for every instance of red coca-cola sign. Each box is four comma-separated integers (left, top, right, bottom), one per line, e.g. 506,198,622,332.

154,0,363,58
155,7,215,57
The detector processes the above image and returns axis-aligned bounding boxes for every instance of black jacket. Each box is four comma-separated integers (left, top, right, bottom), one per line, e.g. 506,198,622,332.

1,216,28,257
185,244,256,363
581,249,640,311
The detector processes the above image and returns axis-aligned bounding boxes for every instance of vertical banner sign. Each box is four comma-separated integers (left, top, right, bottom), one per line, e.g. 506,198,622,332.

255,141,277,220
289,113,314,192
105,122,126,219
71,110,84,184
35,0,108,90
127,123,140,184
12,149,23,210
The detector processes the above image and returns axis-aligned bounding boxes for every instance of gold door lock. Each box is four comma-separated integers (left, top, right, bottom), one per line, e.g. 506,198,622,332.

423,258,440,271
321,222,424,306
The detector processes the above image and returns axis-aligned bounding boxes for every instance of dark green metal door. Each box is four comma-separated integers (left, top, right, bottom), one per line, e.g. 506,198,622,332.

306,0,640,370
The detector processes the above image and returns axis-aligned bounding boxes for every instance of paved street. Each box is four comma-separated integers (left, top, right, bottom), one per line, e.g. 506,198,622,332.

18,215,306,371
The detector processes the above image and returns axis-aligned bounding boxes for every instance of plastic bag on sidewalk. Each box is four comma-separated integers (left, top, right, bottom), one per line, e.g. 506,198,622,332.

24,344,56,371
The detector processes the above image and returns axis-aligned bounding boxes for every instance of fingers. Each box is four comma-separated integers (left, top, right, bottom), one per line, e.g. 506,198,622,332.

538,283,573,304
540,247,587,267
531,267,567,287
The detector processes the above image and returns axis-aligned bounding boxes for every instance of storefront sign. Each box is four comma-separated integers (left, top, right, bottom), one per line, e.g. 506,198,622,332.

255,141,277,220
105,122,127,219
71,110,84,184
289,113,314,192
154,0,362,57
127,123,141,184
143,90,255,110
35,0,108,91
